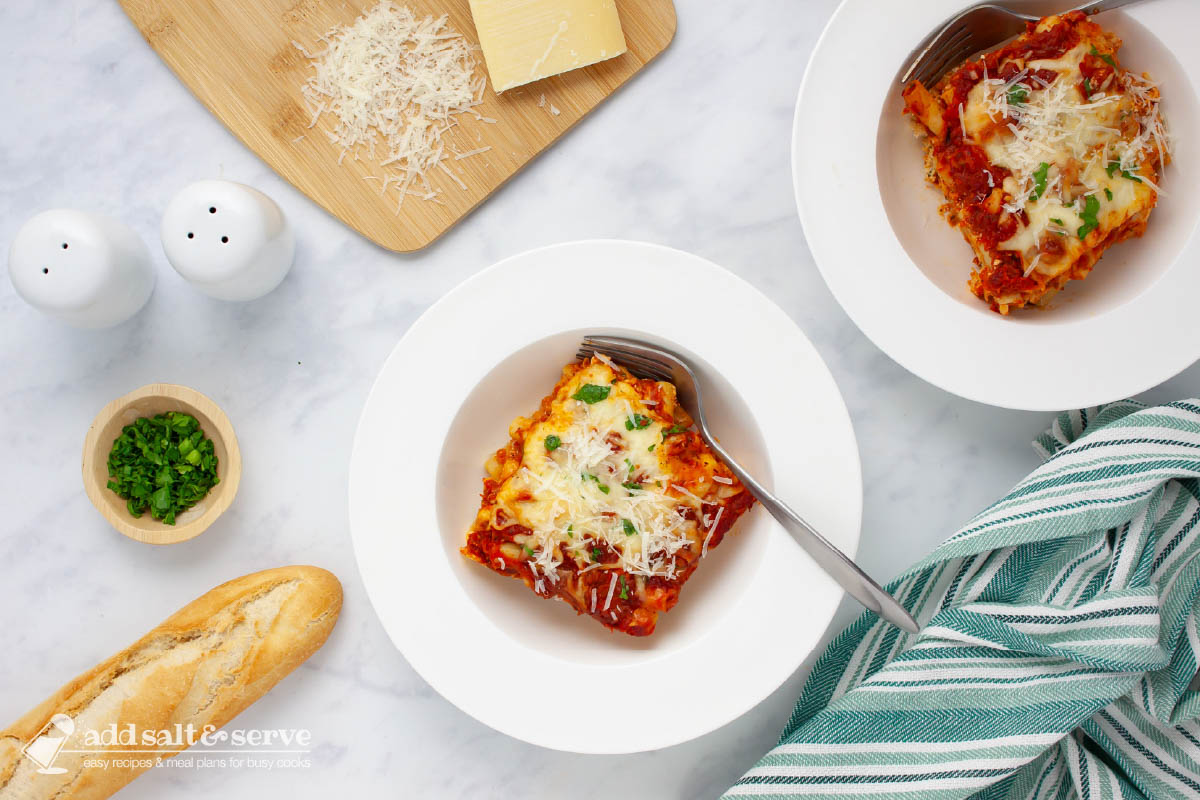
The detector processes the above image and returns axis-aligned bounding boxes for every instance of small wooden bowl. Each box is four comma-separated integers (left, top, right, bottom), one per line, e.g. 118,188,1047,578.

82,383,241,545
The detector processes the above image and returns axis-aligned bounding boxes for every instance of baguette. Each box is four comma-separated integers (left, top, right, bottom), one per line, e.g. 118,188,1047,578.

0,565,341,799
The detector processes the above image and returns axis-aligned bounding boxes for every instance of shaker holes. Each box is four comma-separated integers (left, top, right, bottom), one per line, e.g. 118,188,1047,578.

43,268,49,274
221,236,229,244
187,232,194,239
209,207,217,214
61,243,68,249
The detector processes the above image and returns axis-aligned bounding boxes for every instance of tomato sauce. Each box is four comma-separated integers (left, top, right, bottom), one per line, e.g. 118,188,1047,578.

977,252,1035,298
936,144,1006,205
1079,53,1116,98
963,204,1018,251
1018,16,1082,61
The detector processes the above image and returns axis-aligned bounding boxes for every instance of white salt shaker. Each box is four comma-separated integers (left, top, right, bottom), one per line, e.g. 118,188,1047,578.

161,180,295,301
7,209,155,329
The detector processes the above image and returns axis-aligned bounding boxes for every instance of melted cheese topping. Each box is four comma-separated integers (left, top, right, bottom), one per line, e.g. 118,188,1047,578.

491,362,708,581
958,24,1169,277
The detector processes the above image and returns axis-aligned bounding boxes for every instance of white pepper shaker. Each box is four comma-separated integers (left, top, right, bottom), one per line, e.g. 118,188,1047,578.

7,209,155,329
161,180,295,301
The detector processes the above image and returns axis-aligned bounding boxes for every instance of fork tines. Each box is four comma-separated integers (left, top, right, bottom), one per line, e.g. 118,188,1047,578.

910,23,972,87
576,337,673,382
901,3,1037,89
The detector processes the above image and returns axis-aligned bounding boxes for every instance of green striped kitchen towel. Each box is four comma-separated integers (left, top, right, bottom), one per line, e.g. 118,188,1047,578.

726,399,1200,800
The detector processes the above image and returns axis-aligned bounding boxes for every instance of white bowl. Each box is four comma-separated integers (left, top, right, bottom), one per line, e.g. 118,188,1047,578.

348,240,863,753
796,0,1200,410
435,328,773,660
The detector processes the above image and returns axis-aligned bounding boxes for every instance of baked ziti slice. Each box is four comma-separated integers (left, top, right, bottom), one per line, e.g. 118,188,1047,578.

462,357,755,636
902,11,1169,313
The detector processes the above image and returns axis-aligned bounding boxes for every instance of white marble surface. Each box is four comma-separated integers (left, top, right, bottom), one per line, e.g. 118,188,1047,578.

2,1,1199,798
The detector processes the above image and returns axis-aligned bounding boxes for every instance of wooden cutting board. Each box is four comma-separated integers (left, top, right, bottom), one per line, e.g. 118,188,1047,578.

119,0,676,252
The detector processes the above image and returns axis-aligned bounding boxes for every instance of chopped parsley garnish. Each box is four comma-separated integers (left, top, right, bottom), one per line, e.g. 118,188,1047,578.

1082,77,1094,97
1050,217,1065,226
1107,161,1142,182
647,444,656,452
661,424,688,441
523,545,535,557
618,575,629,600
1030,162,1050,202
1007,86,1028,105
544,434,561,451
624,457,635,474
567,524,574,538
106,412,219,525
622,481,643,491
572,384,611,404
622,519,637,536
592,546,603,562
624,413,651,431
1077,194,1101,240
1105,188,1113,201
582,473,610,494
1090,46,1117,68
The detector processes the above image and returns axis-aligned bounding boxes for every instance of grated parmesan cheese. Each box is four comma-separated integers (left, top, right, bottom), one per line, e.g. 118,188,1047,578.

494,361,723,583
974,42,1170,223
603,572,618,611
956,36,1173,270
591,351,617,370
296,2,487,207
1024,252,1042,277
454,145,492,160
702,506,724,557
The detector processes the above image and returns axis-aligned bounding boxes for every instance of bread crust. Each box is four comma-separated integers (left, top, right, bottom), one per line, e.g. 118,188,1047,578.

0,566,342,799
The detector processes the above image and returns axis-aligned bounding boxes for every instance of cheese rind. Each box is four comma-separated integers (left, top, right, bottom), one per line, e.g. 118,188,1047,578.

468,0,627,92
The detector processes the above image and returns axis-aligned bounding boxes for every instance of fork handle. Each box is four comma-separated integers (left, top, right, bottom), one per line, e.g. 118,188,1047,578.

703,440,920,634
1071,0,1145,12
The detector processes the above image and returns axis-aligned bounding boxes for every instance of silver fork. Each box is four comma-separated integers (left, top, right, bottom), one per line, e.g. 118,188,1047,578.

901,0,1145,88
578,335,920,634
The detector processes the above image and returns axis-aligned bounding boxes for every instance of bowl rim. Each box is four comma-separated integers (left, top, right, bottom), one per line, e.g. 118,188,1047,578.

81,382,241,545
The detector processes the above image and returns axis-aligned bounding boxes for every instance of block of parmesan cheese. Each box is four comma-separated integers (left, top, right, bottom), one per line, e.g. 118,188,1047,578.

468,0,628,92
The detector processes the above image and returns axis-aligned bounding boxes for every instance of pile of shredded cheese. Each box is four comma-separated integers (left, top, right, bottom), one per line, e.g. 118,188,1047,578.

1118,73,1170,177
295,2,491,208
493,362,730,586
515,402,698,583
973,55,1170,220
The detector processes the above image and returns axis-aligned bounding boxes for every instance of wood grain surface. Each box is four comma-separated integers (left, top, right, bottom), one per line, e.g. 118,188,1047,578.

118,0,677,252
